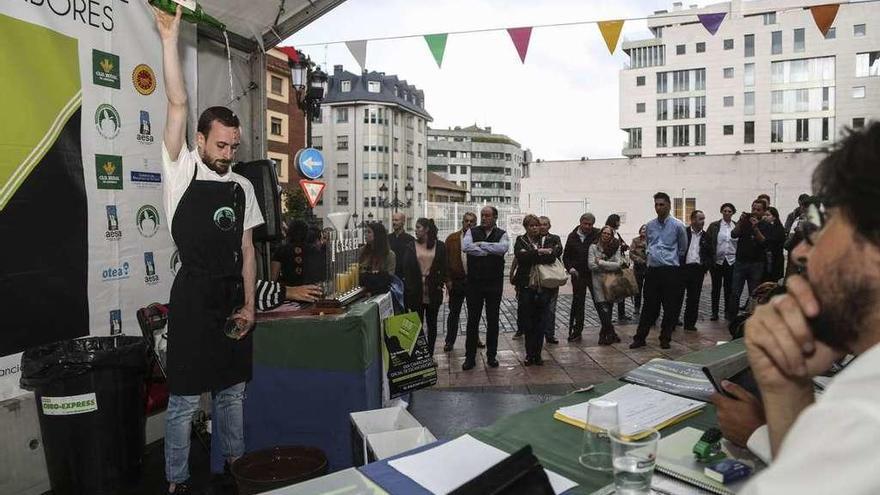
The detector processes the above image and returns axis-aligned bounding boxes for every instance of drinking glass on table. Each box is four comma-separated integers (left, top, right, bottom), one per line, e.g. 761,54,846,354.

578,399,619,472
609,427,660,495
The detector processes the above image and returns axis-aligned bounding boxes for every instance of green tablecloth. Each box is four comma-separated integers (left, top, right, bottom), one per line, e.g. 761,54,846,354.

469,340,746,494
253,301,381,372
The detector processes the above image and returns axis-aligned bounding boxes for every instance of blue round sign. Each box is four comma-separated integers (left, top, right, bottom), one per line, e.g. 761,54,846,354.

296,148,325,180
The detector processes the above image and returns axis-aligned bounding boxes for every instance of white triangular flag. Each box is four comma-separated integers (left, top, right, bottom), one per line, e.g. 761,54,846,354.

345,40,368,71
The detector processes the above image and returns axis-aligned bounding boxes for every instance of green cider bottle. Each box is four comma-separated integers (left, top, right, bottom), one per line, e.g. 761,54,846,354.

150,0,226,31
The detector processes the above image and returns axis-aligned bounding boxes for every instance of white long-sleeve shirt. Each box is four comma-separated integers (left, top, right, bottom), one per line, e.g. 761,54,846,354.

462,228,510,257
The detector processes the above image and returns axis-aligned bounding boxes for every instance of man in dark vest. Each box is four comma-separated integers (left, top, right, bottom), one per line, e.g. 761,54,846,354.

461,206,510,370
155,7,264,494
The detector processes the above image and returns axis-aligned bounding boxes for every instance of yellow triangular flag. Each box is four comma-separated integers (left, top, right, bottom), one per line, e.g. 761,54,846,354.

598,20,625,54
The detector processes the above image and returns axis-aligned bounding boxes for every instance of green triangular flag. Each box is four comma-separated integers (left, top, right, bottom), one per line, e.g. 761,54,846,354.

424,33,448,68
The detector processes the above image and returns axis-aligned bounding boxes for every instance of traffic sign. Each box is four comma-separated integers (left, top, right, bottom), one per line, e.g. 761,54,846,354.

299,179,326,208
295,147,325,179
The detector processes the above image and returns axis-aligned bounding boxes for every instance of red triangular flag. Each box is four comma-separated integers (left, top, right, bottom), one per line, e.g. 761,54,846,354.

810,4,839,36
507,27,532,63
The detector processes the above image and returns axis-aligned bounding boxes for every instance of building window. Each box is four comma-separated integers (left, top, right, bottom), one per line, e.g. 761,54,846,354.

270,117,282,136
336,107,349,123
854,24,866,37
744,121,755,144
694,96,706,118
822,87,831,110
418,143,423,157
723,96,734,107
406,140,413,155
270,75,283,95
822,117,830,141
744,34,755,57
674,198,697,222
744,63,755,87
672,125,689,147
771,120,784,142
313,108,322,123
337,190,348,206
657,72,668,93
676,44,686,55
341,80,351,92
856,52,880,77
368,81,380,93
724,38,734,50
636,76,645,86
796,89,809,112
418,119,424,132
337,135,348,150
853,86,866,98
694,124,706,146
673,97,690,119
763,12,777,25
723,67,734,79
744,92,755,115
796,118,809,141
673,70,690,92
657,99,668,120
723,125,734,136
696,42,705,53
627,128,642,148
272,158,284,177
694,68,706,90
312,136,323,150
853,117,866,129
825,27,836,39
394,137,399,152
771,31,782,55
794,28,805,53
337,163,349,178
636,102,646,113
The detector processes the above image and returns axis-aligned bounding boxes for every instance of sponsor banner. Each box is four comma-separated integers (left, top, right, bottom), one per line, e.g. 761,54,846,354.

0,2,197,399
41,393,98,416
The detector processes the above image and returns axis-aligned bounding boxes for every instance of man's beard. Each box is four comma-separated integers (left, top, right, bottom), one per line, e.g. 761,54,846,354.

201,153,232,174
809,265,876,352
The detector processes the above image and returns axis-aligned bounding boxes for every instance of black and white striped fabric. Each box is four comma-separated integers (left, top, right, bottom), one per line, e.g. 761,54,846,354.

255,279,284,312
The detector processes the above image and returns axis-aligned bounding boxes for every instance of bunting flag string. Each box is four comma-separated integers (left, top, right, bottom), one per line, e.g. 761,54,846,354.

507,27,532,63
697,13,726,35
424,33,448,68
810,4,839,36
345,39,367,70
597,20,625,54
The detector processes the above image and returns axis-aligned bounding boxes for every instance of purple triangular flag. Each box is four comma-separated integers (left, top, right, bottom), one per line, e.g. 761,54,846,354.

698,13,726,36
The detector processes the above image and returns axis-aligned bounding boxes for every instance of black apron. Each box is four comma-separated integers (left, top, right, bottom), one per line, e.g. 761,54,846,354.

166,166,250,395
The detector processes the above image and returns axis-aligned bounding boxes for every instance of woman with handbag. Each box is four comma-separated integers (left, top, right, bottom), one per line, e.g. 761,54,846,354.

589,226,627,345
402,218,447,357
513,214,561,365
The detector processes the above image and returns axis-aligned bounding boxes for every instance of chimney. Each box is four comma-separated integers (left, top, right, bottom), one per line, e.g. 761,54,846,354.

333,65,343,75
672,2,682,11
689,4,697,9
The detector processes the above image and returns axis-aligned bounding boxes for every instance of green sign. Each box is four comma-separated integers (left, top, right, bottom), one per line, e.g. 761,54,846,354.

383,312,437,399
95,154,123,190
92,49,120,89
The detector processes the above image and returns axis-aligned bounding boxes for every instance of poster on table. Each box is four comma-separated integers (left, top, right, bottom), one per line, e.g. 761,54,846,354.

0,1,197,400
382,311,437,399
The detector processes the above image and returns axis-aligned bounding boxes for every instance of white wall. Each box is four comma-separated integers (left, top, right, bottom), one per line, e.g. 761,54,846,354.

520,152,820,241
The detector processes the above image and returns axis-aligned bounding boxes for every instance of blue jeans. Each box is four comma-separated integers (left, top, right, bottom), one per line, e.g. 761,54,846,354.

728,261,764,321
165,382,246,484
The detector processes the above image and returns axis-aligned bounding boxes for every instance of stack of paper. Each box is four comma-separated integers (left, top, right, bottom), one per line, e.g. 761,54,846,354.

554,384,706,438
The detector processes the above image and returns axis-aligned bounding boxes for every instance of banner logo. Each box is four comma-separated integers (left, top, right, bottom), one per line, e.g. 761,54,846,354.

144,252,160,285
102,262,130,282
96,155,123,190
92,50,120,89
136,205,160,237
41,393,98,416
132,64,156,95
105,205,122,240
170,249,181,276
95,104,120,139
213,207,236,232
137,110,154,144
109,310,122,335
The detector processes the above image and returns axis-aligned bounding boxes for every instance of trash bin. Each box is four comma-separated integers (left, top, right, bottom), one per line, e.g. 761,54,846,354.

231,446,329,494
20,336,149,495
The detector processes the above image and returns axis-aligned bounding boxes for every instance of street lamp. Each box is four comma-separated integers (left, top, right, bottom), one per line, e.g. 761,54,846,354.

289,51,326,149
379,182,413,212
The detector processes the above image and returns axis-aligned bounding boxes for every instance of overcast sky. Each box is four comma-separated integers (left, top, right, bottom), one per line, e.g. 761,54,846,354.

284,0,701,161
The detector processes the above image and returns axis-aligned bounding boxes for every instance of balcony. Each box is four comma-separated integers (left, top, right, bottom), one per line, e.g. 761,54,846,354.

471,173,508,182
622,141,642,157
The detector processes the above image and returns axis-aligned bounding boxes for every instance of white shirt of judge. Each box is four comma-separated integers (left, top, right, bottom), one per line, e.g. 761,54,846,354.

740,343,880,494
685,228,703,265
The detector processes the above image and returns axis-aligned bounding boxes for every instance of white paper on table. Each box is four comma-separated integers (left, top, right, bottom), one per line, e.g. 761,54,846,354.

387,434,578,495
555,384,705,437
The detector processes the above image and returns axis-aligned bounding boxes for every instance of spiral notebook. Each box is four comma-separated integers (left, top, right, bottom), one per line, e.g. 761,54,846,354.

656,427,765,495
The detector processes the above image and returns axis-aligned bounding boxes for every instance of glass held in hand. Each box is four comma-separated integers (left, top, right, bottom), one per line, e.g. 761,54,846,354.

224,306,248,339
610,426,660,495
578,399,620,472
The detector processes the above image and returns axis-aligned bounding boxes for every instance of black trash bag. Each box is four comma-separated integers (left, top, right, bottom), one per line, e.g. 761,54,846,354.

20,336,148,390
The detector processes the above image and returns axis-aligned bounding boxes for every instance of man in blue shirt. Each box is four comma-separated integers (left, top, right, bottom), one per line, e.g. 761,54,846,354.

631,192,688,349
